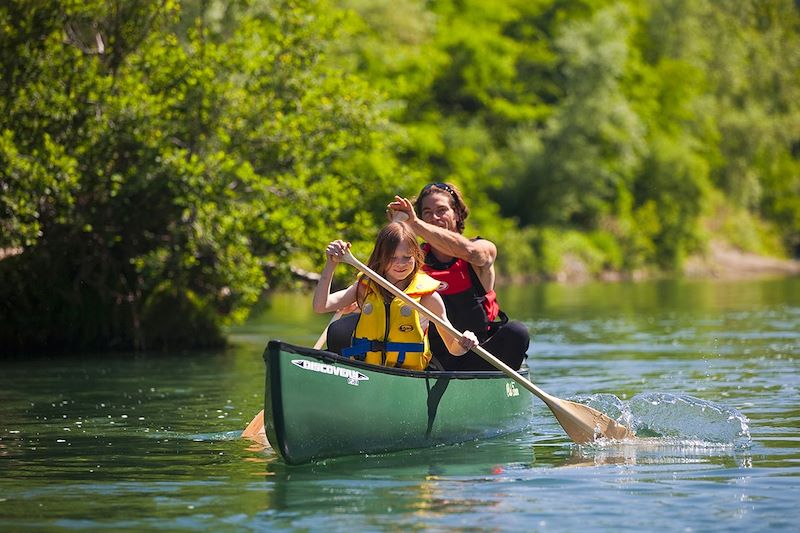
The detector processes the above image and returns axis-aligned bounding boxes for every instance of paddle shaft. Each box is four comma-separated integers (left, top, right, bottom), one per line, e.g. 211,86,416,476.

342,250,635,443
314,309,344,350
341,252,557,404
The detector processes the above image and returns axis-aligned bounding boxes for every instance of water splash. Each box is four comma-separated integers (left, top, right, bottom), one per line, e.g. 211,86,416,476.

576,392,751,446
627,392,750,445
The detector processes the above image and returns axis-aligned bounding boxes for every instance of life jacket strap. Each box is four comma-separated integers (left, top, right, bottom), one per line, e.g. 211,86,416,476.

341,337,424,366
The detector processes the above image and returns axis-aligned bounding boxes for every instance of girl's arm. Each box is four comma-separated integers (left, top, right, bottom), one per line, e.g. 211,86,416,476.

313,240,359,313
420,292,478,356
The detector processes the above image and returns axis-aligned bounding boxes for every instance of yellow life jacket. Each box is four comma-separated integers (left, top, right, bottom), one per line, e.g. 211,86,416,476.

342,271,441,370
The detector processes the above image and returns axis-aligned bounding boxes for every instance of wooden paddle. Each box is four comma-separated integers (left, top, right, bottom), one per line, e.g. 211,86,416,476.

241,310,345,441
340,250,634,444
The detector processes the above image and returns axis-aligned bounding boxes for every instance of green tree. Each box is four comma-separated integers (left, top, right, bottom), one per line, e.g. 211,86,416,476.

0,0,401,354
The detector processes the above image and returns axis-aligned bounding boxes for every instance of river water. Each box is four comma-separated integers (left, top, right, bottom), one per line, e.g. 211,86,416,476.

1,276,798,531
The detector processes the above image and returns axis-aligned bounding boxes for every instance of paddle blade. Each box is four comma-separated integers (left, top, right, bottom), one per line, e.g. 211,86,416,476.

242,409,269,445
548,398,634,443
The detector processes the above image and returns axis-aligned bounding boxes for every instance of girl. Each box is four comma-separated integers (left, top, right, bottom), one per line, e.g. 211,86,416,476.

313,222,478,370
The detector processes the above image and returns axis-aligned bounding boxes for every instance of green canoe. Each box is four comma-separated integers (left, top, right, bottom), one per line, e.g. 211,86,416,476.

263,340,534,465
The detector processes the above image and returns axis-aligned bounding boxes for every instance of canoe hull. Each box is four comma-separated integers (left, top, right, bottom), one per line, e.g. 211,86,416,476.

263,340,534,464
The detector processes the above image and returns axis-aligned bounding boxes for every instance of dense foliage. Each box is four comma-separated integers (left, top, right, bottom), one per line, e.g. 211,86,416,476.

1,0,798,353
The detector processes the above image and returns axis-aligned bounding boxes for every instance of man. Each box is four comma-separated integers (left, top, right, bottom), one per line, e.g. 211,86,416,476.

388,183,529,371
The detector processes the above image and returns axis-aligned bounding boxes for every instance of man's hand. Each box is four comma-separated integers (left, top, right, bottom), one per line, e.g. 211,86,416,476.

387,196,417,224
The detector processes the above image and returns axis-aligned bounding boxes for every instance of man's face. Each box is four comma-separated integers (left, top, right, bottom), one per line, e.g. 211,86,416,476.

420,192,457,233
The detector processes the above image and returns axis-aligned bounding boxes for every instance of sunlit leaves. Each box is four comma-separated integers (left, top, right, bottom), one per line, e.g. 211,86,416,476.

2,0,799,352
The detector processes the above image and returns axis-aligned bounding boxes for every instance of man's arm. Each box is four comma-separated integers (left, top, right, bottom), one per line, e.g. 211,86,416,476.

388,195,496,267
411,218,496,268
388,195,497,291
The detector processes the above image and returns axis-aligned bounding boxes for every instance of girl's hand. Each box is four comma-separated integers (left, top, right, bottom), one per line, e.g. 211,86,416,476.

387,196,417,224
337,301,359,314
326,240,350,263
454,330,479,356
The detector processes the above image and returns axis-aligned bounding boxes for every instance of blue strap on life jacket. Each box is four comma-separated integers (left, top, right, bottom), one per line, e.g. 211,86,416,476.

340,338,370,358
341,337,424,367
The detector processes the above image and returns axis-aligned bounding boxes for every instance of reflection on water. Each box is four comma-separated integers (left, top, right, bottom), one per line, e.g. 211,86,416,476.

260,436,540,522
1,276,798,531
567,438,751,468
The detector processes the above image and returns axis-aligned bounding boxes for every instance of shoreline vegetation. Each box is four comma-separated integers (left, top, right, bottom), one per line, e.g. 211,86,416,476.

536,241,800,284
2,1,798,354
4,241,797,285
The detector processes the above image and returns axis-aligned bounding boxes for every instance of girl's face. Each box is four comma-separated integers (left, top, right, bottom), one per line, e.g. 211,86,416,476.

420,192,457,232
386,241,416,284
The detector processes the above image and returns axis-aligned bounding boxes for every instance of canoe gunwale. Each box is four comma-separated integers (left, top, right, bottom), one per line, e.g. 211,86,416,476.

264,339,529,381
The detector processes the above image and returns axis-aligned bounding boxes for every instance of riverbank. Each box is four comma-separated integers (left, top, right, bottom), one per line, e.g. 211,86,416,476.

509,240,800,284
683,241,800,280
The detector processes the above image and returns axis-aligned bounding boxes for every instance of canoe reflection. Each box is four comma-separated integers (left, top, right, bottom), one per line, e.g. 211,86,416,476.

262,437,536,512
